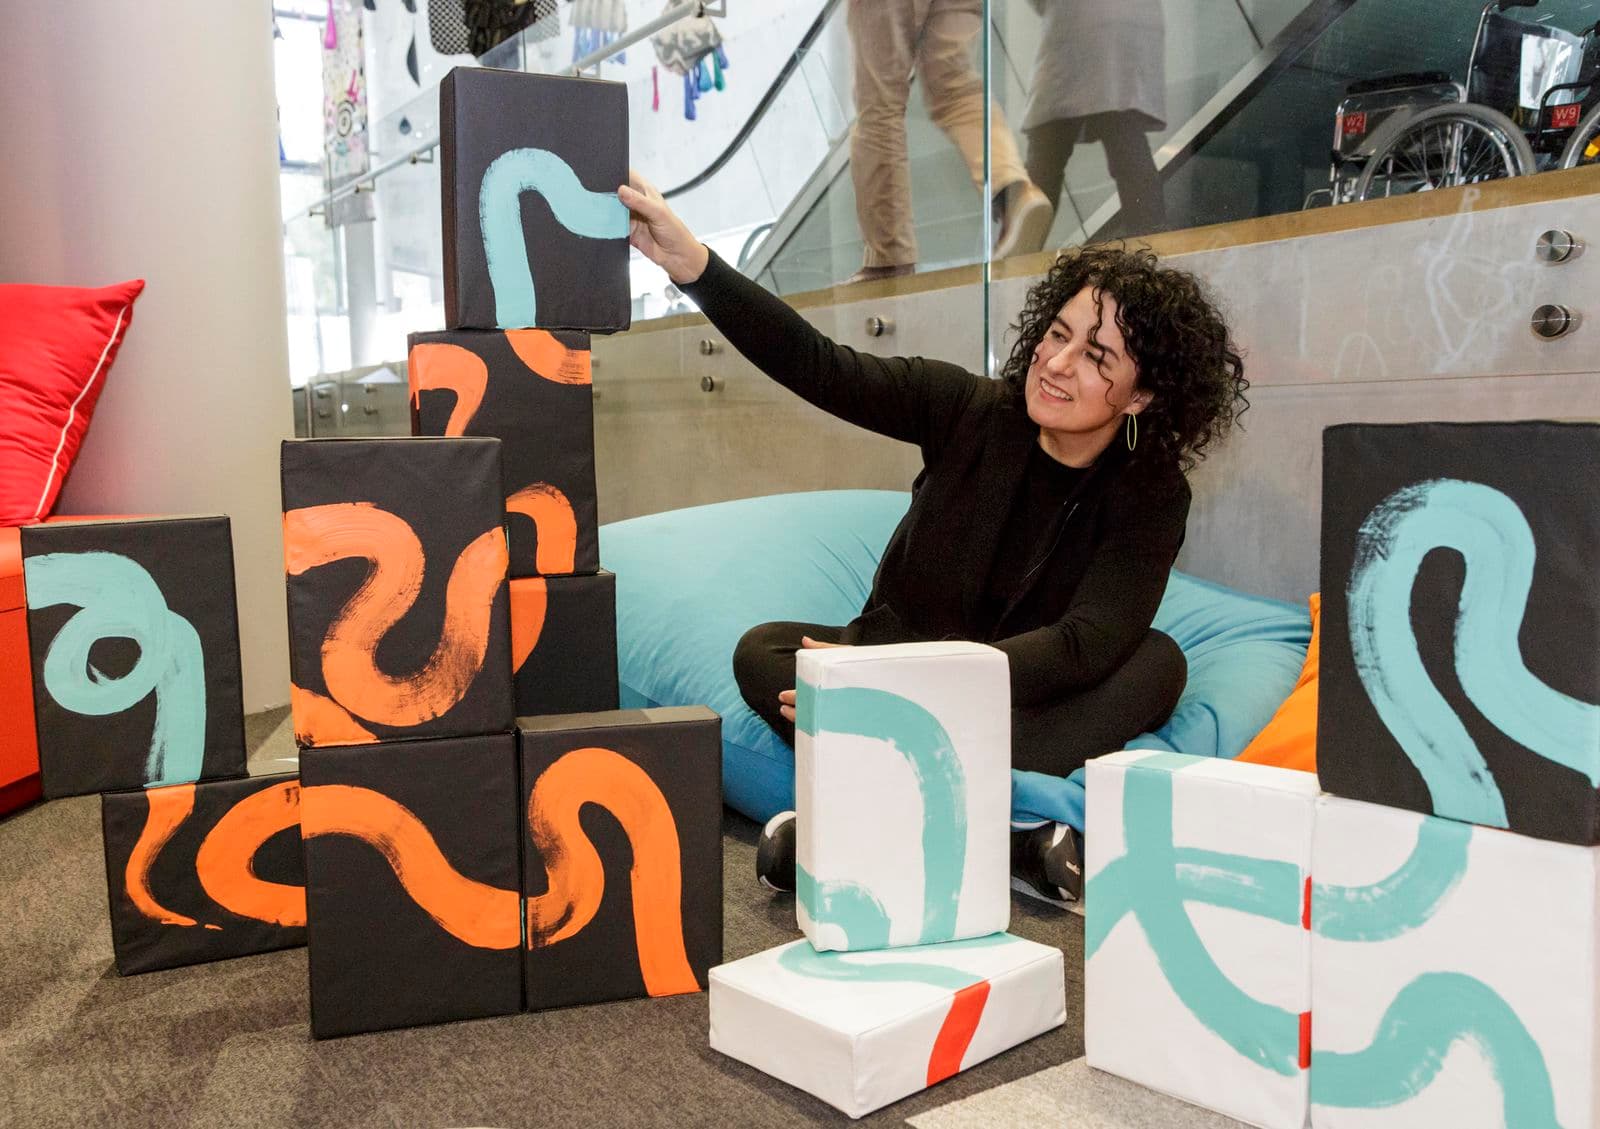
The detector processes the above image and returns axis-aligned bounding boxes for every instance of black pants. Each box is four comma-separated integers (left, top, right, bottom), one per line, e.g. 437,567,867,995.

732,621,1187,781
1024,110,1168,238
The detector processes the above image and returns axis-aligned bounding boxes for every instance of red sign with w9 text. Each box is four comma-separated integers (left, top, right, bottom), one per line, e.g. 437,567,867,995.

1550,103,1583,130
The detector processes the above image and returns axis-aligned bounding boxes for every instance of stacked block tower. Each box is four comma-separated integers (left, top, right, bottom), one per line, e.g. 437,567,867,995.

710,642,1066,1118
1081,420,1600,1128
280,64,723,1038
411,66,629,719
20,65,720,1040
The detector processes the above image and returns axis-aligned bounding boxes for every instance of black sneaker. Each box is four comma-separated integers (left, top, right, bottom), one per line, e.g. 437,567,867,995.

1009,823,1083,908
756,810,797,892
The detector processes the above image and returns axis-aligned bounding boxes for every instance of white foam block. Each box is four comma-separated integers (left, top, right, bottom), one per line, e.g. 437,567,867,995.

1085,750,1318,1129
708,932,1064,1119
1310,794,1600,1128
794,641,1010,952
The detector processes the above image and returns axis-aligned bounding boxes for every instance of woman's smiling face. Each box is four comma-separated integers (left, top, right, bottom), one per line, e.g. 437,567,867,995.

1024,285,1149,461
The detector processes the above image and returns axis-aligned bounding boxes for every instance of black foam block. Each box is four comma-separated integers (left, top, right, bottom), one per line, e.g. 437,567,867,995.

102,773,305,975
280,437,514,748
441,67,630,333
518,706,722,1009
23,517,246,798
301,733,523,1038
1319,421,1600,843
511,570,618,717
407,327,598,578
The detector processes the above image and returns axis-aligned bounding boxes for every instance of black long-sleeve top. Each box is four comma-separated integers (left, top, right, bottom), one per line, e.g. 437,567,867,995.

681,252,1191,707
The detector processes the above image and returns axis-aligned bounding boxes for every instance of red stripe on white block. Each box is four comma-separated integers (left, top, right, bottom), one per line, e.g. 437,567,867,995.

926,980,992,1086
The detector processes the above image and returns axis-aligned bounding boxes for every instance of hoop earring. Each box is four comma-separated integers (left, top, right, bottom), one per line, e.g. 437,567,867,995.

1124,412,1138,452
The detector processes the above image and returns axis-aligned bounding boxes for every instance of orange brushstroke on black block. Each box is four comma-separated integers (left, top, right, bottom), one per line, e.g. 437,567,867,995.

408,342,489,435
525,746,701,997
505,483,577,576
290,683,377,747
301,782,521,950
506,329,592,385
283,503,507,738
509,576,547,670
196,780,307,927
126,783,199,927
125,780,305,930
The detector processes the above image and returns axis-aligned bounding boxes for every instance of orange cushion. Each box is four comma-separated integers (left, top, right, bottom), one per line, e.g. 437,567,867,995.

1235,593,1320,774
1,601,38,800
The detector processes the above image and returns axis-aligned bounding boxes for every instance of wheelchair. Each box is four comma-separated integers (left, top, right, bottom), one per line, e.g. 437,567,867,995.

1311,0,1600,206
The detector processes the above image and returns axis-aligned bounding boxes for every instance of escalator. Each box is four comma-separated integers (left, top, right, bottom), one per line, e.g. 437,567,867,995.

657,0,1359,296
336,0,1448,329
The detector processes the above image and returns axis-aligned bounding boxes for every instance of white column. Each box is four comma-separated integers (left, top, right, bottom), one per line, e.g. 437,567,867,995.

0,2,295,712
344,221,384,367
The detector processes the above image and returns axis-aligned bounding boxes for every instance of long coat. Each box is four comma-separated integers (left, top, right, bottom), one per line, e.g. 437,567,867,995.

1021,0,1167,133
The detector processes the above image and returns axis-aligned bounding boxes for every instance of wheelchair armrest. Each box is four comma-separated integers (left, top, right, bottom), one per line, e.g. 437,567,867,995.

1345,71,1454,96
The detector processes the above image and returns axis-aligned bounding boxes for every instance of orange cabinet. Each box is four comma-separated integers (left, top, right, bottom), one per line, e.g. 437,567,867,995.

0,528,41,814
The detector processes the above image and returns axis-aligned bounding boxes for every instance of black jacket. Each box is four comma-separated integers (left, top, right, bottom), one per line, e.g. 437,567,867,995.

683,252,1190,707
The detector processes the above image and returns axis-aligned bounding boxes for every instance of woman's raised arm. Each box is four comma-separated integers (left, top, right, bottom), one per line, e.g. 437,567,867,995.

619,172,984,456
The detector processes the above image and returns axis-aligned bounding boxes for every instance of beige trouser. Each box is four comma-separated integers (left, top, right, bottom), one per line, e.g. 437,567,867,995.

848,0,1029,268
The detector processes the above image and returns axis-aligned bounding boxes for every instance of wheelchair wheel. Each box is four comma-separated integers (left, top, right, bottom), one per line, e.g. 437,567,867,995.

1353,104,1535,201
1559,104,1600,168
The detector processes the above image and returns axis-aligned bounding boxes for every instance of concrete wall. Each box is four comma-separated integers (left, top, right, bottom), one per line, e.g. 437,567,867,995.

590,279,979,524
991,189,1600,601
0,2,295,711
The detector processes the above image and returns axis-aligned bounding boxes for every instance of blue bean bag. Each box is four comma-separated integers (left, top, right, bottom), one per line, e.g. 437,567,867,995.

600,490,1312,830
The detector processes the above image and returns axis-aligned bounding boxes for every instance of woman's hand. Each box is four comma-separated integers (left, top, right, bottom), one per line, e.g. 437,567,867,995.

779,636,850,722
617,171,710,286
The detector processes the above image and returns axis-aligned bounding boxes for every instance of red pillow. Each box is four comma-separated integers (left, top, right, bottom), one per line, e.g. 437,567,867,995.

0,279,145,526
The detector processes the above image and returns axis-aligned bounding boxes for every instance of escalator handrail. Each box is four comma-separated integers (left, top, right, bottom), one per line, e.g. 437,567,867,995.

662,0,846,200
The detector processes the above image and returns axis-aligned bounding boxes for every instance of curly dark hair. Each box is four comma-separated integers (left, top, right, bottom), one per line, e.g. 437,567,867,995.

1000,244,1248,478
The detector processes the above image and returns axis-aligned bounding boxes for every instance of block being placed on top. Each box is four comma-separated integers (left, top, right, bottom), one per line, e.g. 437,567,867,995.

518,706,721,1010
440,67,630,333
280,438,514,748
102,772,304,976
1318,421,1600,844
709,932,1064,1120
1310,793,1600,1129
300,732,523,1038
23,516,246,798
1084,750,1317,1129
794,642,1010,952
510,570,617,717
408,327,597,578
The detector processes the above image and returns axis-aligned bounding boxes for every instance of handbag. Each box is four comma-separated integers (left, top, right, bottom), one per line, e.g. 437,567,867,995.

650,2,723,76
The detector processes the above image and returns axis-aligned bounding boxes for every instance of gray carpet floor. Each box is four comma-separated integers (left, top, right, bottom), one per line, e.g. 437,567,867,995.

908,1059,1251,1128
0,710,1087,1128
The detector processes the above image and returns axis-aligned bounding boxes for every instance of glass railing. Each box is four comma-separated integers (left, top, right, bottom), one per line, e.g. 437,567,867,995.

1175,0,1600,223
275,0,1600,395
740,0,1333,294
279,0,842,385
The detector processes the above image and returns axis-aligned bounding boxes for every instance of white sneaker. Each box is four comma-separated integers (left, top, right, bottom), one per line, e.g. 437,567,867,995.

994,183,1054,259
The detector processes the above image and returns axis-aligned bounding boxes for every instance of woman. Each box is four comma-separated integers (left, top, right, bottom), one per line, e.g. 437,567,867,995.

617,173,1247,904
1022,0,1168,238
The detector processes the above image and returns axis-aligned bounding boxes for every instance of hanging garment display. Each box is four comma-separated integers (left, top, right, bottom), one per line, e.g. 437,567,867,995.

461,0,560,57
650,2,729,120
572,0,628,64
